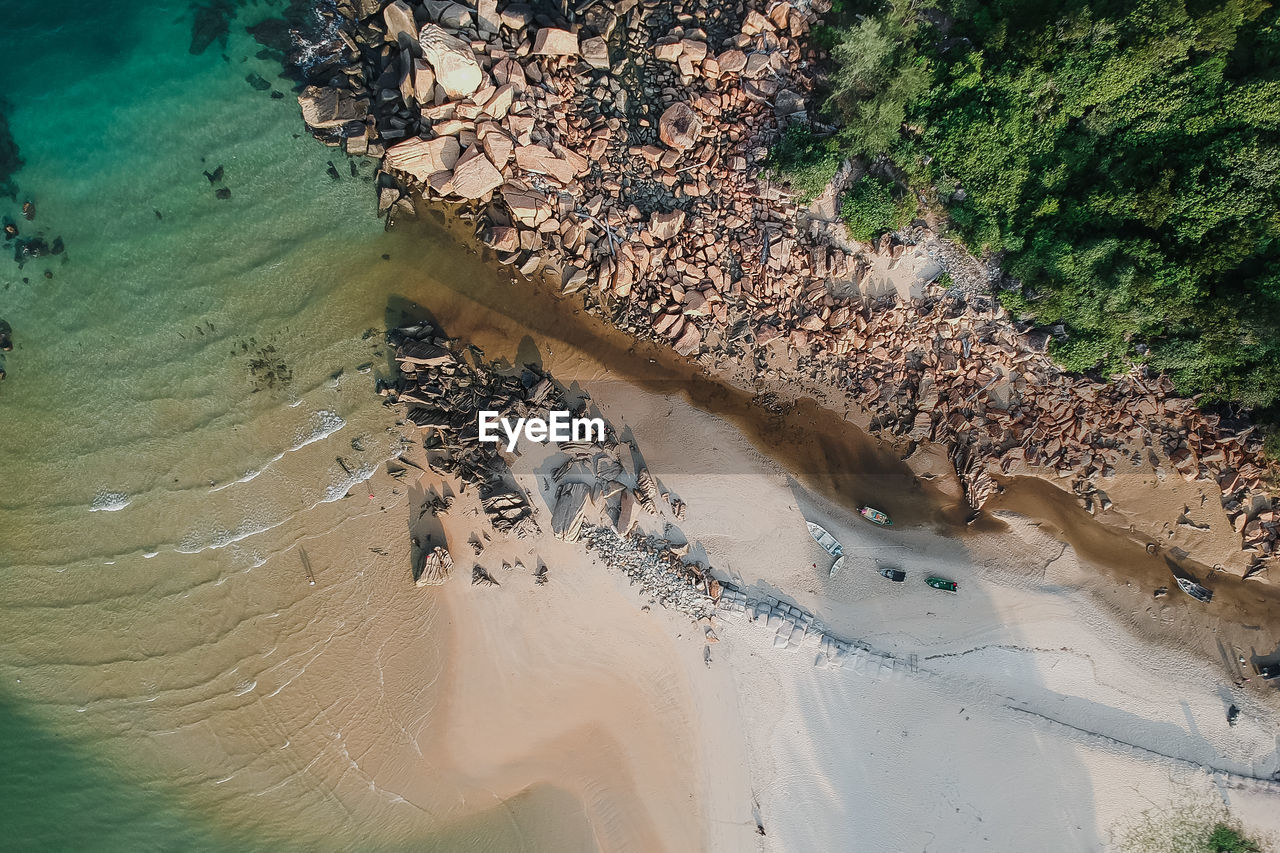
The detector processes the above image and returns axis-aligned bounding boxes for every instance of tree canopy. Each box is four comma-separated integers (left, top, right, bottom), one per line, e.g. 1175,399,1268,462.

801,0,1280,410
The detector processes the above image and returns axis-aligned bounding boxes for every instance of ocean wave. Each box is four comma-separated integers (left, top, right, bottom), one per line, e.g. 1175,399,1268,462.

210,409,345,493
89,489,132,512
322,459,379,503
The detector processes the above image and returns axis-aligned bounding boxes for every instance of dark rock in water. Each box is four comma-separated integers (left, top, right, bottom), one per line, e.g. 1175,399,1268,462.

43,270,52,279
0,318,12,351
349,160,358,178
270,91,284,100
51,236,65,255
190,0,236,55
0,99,20,200
245,72,271,91
326,161,341,181
203,165,225,184
2,221,16,240
154,209,163,220
215,187,232,200
245,18,292,60
22,200,35,220
13,236,50,264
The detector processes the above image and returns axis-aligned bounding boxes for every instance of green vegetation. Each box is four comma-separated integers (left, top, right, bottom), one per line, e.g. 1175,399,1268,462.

1207,823,1262,853
841,174,916,241
1114,798,1266,852
768,124,843,202
779,0,1280,413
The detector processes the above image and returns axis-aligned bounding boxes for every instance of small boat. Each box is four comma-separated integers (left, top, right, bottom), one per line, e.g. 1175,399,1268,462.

807,522,844,558
926,576,957,592
879,567,906,582
858,506,892,526
1175,577,1213,603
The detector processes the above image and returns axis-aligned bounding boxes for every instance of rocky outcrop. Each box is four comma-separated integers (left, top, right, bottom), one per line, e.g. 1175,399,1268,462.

417,24,482,98
307,0,1279,578
297,86,366,129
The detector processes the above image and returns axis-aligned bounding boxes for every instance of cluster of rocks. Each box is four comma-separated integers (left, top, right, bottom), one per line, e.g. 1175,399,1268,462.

583,524,718,619
316,0,1278,577
792,288,1279,576
382,321,551,534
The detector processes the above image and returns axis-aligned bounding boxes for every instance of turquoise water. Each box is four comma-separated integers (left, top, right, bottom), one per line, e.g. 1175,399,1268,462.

0,2,593,849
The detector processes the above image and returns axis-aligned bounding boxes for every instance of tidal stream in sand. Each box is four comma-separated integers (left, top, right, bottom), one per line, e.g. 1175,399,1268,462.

3,0,1276,849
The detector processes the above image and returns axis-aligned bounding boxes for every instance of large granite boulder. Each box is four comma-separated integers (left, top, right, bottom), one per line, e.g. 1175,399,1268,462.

298,86,366,129
382,0,417,44
532,28,579,56
418,24,483,99
450,152,504,199
384,136,460,182
658,102,703,151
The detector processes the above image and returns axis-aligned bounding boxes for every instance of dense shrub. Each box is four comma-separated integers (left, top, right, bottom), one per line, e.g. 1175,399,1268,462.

813,0,1280,411
841,174,914,241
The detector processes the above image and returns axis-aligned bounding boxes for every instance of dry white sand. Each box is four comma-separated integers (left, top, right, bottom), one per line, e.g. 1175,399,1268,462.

582,380,1280,851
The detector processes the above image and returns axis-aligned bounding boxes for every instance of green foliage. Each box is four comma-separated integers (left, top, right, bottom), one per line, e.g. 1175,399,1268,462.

841,174,915,241
1114,798,1268,853
769,123,843,202
1207,823,1261,853
825,5,931,157
814,0,1280,412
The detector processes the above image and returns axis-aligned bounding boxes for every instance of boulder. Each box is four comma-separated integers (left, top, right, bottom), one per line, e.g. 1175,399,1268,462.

298,86,366,129
500,4,533,29
482,82,517,120
384,136,461,182
581,35,610,69
482,224,520,251
450,152,505,199
650,210,685,241
532,28,579,56
774,89,807,119
418,24,483,99
716,49,747,74
514,144,575,184
476,0,499,35
412,59,436,102
658,102,703,151
423,0,472,28
655,40,683,62
673,322,702,356
382,0,417,44
491,57,527,89
503,185,550,225
482,130,515,167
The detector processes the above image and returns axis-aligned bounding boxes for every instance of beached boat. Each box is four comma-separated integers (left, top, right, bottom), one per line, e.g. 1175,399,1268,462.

926,576,957,592
1175,577,1213,603
807,522,844,558
858,505,892,526
807,522,846,576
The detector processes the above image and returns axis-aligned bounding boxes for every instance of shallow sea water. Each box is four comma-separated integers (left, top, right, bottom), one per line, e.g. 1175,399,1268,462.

0,1,595,849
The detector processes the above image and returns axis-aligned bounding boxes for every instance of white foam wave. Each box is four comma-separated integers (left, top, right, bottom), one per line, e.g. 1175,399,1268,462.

210,409,346,493
89,489,132,512
321,460,379,503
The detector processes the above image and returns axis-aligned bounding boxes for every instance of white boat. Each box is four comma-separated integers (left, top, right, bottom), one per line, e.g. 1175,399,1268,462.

807,521,843,558
1175,576,1213,603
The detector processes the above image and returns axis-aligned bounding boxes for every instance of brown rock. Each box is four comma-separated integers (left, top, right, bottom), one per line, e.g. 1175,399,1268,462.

383,0,417,44
674,322,702,356
384,136,461,182
716,49,747,74
658,102,703,151
418,24,483,99
482,131,515,168
515,144,575,184
655,40,683,62
649,210,686,241
298,86,365,129
450,153,505,199
532,28,579,56
581,36,610,69
412,59,436,103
